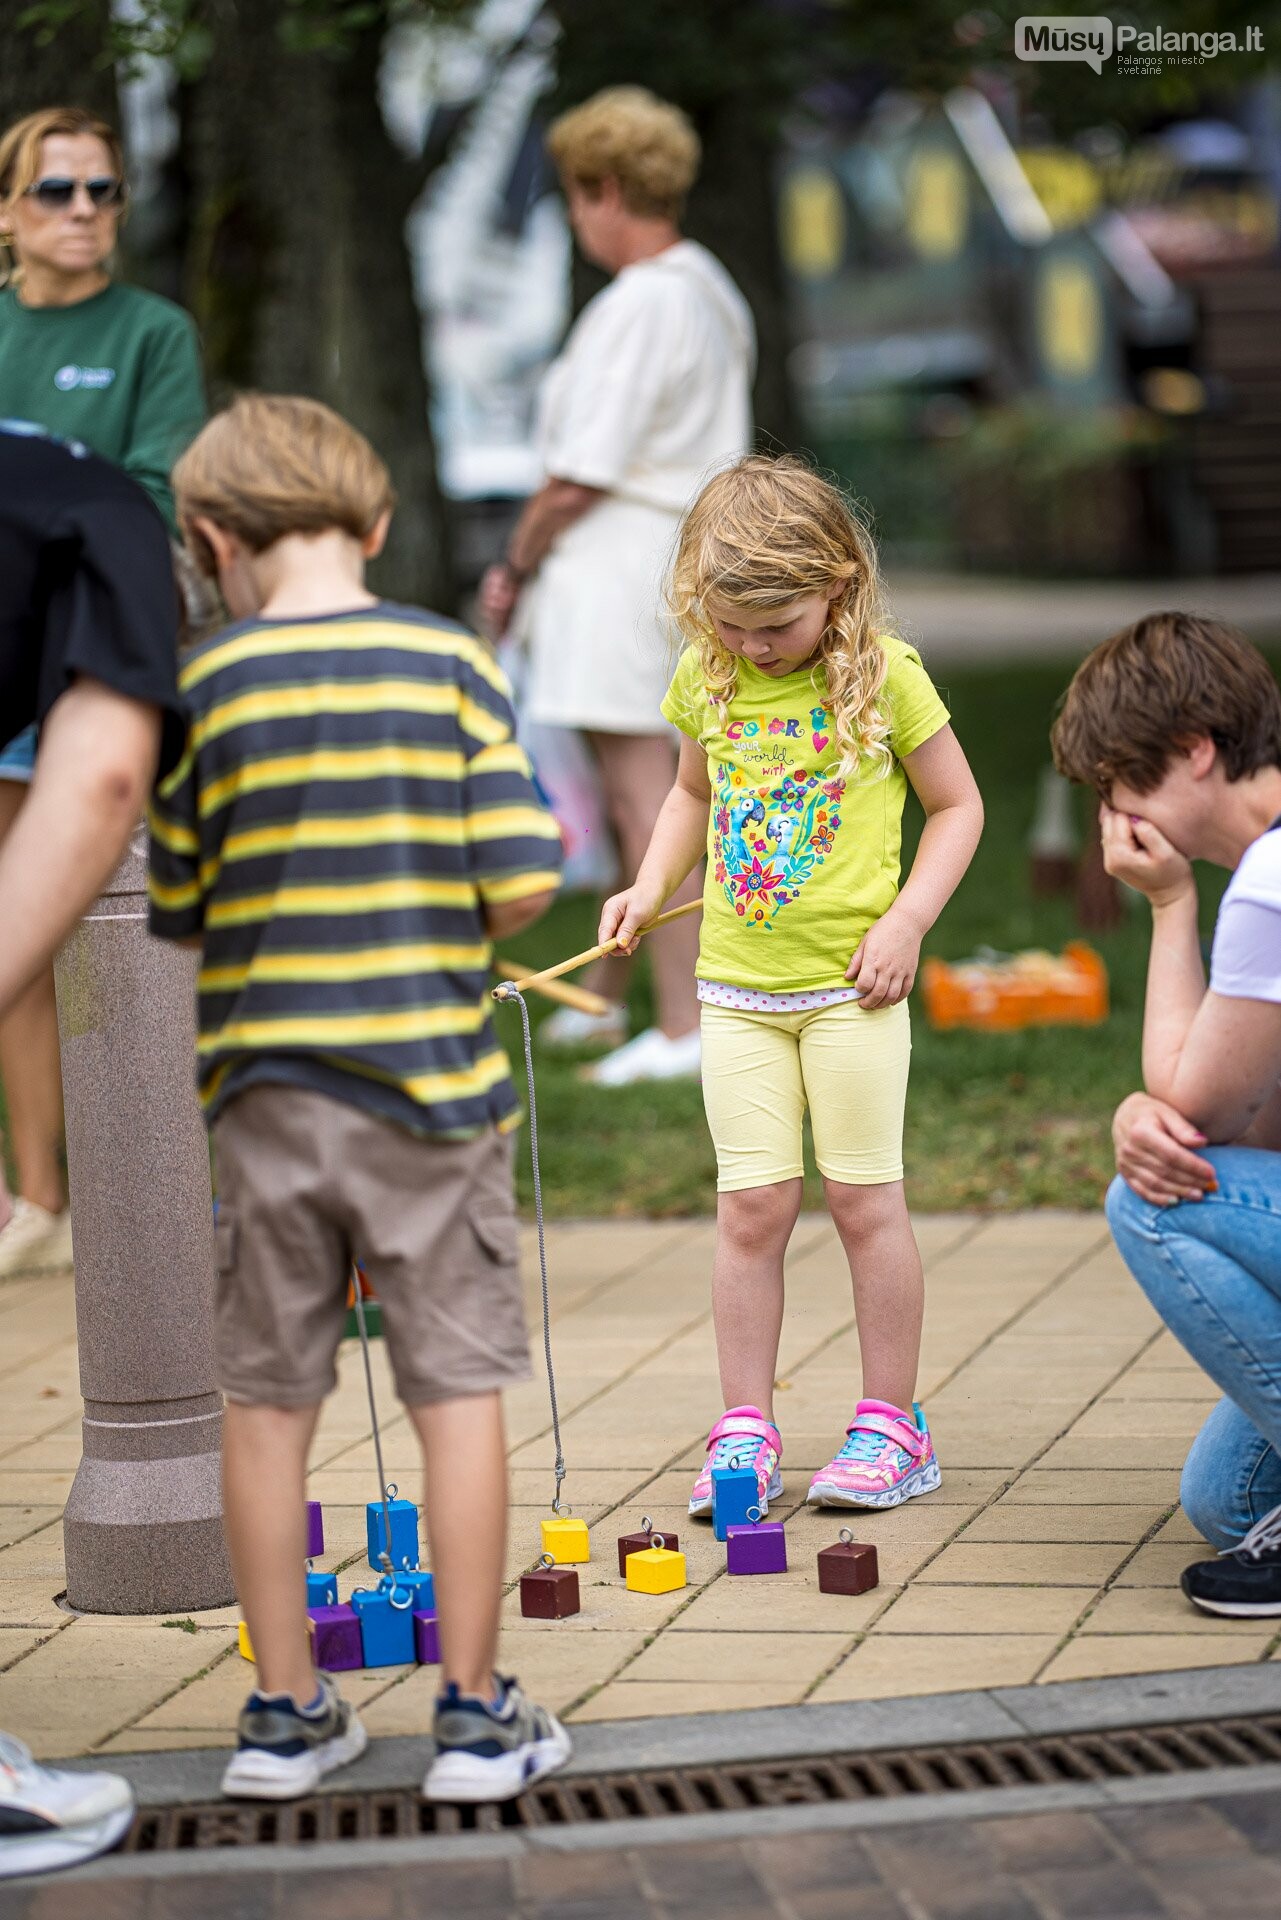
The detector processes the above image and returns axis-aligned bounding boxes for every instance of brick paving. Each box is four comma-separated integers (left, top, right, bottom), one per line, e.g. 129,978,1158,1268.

7,1793,1281,1915
1,1213,1273,1761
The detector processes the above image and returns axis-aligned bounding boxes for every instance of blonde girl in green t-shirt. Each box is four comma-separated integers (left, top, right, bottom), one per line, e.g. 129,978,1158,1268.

600,455,983,1517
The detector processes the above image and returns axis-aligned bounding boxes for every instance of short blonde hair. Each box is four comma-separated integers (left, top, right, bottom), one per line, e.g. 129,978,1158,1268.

173,393,395,563
669,456,891,780
547,87,700,220
0,106,126,285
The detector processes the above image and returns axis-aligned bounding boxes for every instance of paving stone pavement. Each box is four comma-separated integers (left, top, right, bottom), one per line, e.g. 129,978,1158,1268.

1,1212,1273,1762
7,1791,1281,1916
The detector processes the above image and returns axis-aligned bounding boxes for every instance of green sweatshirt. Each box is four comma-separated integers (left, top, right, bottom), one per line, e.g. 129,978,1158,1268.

0,281,205,532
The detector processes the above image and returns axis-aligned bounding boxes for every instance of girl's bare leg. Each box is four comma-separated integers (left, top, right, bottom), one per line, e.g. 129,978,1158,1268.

712,1178,804,1420
823,1177,923,1411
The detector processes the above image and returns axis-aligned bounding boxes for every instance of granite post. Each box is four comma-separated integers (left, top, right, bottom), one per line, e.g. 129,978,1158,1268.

55,828,234,1612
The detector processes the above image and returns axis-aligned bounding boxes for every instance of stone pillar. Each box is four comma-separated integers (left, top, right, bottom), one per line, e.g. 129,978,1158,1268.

55,828,235,1613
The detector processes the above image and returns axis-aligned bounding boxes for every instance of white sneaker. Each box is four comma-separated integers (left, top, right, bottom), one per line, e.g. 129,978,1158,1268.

581,1026,701,1088
539,1003,628,1051
0,1732,134,1878
0,1200,73,1279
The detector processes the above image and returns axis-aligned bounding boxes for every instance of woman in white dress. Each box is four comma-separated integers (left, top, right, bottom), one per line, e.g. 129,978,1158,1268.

481,87,755,1086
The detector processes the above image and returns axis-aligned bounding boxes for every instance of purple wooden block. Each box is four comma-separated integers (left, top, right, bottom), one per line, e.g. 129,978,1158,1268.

306,1500,324,1558
726,1521,787,1575
413,1610,440,1665
309,1601,362,1671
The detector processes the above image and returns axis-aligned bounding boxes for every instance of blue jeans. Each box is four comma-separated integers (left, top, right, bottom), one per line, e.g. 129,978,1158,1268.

1107,1147,1281,1549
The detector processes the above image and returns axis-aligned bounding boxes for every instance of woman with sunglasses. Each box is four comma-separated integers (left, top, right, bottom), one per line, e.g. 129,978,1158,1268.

0,105,205,1282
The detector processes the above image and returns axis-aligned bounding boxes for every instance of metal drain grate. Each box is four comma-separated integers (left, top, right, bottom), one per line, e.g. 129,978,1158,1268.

122,1713,1281,1852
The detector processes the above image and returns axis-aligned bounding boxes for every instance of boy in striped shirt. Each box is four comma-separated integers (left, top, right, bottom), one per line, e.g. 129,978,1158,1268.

149,394,569,1804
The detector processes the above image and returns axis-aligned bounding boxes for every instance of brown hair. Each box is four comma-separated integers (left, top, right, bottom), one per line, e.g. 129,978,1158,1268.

547,87,699,221
173,393,395,564
0,106,126,282
668,454,890,780
1052,611,1281,797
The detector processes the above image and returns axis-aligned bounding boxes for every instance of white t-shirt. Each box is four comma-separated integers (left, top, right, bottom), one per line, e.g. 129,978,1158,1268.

1210,826,1281,1002
535,238,756,515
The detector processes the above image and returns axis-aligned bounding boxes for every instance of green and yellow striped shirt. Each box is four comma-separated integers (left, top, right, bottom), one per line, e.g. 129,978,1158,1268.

148,602,563,1136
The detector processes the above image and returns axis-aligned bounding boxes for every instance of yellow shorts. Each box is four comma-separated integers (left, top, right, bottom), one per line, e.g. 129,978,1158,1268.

700,997,911,1192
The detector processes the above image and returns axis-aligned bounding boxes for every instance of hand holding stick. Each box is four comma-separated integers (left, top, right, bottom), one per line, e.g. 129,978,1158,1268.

491,899,701,1000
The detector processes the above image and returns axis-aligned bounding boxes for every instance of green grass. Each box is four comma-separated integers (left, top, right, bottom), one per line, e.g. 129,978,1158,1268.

498,655,1244,1218
3,654,1254,1219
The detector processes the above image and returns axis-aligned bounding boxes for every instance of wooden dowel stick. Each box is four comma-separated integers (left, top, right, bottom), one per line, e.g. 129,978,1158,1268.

493,961,611,1016
491,898,702,999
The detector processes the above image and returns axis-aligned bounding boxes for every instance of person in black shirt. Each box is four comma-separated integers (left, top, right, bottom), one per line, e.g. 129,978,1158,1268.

0,424,186,1871
0,423,185,1014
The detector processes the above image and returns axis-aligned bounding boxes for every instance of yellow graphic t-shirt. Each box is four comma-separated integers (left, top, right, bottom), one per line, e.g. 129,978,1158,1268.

660,637,950,993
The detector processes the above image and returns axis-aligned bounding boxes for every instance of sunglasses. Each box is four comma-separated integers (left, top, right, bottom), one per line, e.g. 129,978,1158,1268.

24,176,126,211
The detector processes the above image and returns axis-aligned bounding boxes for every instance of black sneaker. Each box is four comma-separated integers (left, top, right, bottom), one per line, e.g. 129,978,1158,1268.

1182,1506,1281,1616
221,1672,368,1799
422,1674,571,1803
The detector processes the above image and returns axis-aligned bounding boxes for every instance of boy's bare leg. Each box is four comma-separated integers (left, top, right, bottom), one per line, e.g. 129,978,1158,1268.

222,1401,320,1702
823,1177,923,1413
406,1390,506,1699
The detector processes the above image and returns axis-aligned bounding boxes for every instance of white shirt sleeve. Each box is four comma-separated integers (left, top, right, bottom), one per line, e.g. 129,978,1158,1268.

542,275,686,492
1210,893,1281,1003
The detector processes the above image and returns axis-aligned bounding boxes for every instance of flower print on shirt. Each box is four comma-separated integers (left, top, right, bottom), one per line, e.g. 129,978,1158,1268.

712,746,845,929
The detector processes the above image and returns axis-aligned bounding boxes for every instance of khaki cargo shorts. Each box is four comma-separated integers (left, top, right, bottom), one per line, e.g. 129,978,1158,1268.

210,1084,532,1408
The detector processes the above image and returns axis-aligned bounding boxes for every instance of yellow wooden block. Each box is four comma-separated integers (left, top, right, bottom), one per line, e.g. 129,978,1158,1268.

541,1517,590,1565
626,1546,686,1594
237,1617,313,1663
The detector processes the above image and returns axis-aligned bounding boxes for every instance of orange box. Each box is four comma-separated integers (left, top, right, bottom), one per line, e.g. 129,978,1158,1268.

922,942,1108,1032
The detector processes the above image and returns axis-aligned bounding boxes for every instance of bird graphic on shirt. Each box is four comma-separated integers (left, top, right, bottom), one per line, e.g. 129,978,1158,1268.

766,815,797,859
728,794,765,866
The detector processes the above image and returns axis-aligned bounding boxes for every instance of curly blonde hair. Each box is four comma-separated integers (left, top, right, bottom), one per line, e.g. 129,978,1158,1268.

669,455,891,779
547,87,700,221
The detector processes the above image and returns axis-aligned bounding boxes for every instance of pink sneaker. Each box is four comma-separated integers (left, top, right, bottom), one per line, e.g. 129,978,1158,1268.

688,1407,783,1519
806,1401,940,1510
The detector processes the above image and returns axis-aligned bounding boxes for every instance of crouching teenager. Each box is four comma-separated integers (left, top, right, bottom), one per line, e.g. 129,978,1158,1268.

1054,613,1281,1619
148,394,570,1801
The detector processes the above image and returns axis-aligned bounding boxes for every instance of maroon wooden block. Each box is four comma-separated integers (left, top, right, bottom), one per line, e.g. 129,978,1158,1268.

616,1528,679,1577
520,1566,580,1619
817,1539,879,1595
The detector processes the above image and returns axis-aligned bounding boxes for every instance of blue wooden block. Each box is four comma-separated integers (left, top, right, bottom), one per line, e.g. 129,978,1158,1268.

306,1569,338,1607
351,1581,416,1666
711,1464,759,1542
366,1494,418,1571
392,1566,435,1612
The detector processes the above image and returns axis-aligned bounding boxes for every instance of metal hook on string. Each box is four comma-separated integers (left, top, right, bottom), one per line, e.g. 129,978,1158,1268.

351,1266,396,1577
491,982,568,1518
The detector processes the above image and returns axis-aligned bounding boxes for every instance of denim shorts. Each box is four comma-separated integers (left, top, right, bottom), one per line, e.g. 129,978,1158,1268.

0,724,36,784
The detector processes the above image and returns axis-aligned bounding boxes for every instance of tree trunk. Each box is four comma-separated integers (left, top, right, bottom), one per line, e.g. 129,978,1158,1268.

329,24,454,611
184,3,454,609
553,0,798,450
0,3,118,129
687,99,796,450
